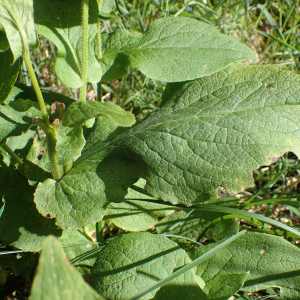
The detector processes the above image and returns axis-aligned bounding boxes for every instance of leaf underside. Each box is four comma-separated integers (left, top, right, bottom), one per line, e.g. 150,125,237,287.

100,16,256,82
34,63,300,229
0,0,39,62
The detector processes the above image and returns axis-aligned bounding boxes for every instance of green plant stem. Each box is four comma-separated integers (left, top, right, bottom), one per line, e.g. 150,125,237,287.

0,143,23,165
96,18,102,59
21,41,50,127
80,0,90,102
33,118,63,180
96,220,105,243
97,81,102,102
16,13,63,180
64,161,73,174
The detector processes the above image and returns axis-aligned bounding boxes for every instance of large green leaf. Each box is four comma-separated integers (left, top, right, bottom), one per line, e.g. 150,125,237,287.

0,50,19,104
34,0,102,88
99,30,142,82
35,63,300,228
99,17,256,82
30,236,104,300
62,100,136,127
0,168,61,251
91,232,206,300
0,0,39,62
189,232,300,299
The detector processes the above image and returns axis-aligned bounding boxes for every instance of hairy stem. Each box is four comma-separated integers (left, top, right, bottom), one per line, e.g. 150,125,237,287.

21,37,50,127
0,143,24,166
96,18,102,59
32,118,63,180
96,220,105,243
16,13,63,180
97,81,102,102
80,0,90,102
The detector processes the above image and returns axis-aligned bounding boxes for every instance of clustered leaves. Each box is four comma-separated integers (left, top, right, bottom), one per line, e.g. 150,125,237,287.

1,0,300,299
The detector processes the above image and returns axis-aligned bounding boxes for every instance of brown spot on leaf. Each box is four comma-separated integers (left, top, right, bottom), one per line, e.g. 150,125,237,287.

216,183,231,198
267,156,280,165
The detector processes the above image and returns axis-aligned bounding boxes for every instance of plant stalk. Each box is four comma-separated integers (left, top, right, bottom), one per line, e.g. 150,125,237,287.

96,18,102,60
96,220,105,243
0,143,24,166
17,15,63,180
21,41,50,127
80,0,90,102
33,118,63,181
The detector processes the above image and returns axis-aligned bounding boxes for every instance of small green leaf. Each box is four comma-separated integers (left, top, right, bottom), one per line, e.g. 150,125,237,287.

106,179,175,231
99,17,256,82
0,168,61,251
34,0,102,88
189,232,300,299
0,98,42,145
62,101,136,128
27,125,85,172
98,12,111,20
91,232,205,300
30,236,104,300
0,129,35,167
0,0,39,62
97,0,115,20
59,229,99,277
0,50,19,104
98,0,115,14
1,83,74,145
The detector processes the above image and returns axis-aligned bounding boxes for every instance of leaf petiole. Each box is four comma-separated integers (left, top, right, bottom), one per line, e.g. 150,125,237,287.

79,0,90,102
32,118,63,180
0,142,24,166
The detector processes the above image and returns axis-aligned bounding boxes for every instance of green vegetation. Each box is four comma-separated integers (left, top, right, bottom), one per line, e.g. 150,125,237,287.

1,0,300,299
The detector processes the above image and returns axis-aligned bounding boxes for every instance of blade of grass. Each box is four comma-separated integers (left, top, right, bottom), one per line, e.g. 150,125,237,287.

242,167,287,208
162,234,203,246
197,205,300,238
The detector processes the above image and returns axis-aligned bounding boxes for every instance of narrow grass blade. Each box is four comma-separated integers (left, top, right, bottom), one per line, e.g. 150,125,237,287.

128,230,246,300
197,205,300,238
242,167,287,208
162,234,203,246
254,30,299,53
